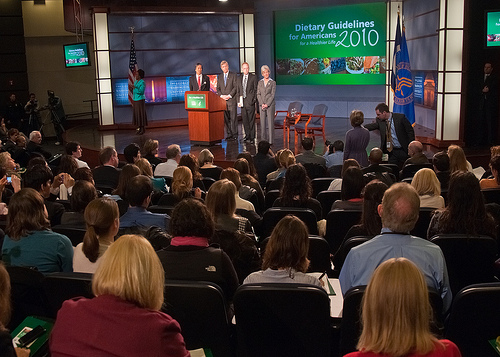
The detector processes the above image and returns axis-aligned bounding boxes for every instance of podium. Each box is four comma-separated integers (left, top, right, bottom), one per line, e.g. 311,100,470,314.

184,91,226,146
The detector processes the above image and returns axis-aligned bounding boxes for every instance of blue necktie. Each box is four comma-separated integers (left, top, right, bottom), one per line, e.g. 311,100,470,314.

224,73,227,86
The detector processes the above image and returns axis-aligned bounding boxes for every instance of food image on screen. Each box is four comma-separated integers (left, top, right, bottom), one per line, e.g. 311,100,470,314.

487,34,500,42
486,12,500,47
276,59,290,75
346,57,364,74
330,58,346,74
289,59,305,75
304,58,320,74
363,56,379,74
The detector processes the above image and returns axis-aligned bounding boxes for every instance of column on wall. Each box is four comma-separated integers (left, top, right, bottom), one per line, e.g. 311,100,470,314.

435,0,464,143
385,1,402,110
239,14,255,72
92,8,114,127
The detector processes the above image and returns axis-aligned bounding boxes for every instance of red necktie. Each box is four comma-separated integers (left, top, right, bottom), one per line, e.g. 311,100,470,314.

198,76,201,90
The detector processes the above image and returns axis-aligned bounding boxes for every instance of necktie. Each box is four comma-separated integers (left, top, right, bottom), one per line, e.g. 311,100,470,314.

224,73,227,86
386,119,393,152
243,75,247,99
198,75,201,89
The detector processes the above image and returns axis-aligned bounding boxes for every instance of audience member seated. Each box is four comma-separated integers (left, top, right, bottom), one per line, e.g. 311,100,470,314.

110,164,141,216
164,166,202,206
362,148,395,186
480,155,500,189
142,139,163,167
266,148,295,182
433,151,451,190
65,141,89,168
403,140,429,166
253,140,277,188
26,155,47,170
57,155,78,200
178,153,205,190
344,110,370,167
120,175,170,231
2,128,19,155
0,152,20,177
93,146,121,189
295,137,326,168
198,148,223,181
73,198,119,273
234,158,265,212
60,180,98,227
220,168,255,212
73,167,94,185
12,134,30,168
26,130,51,159
154,144,181,177
135,158,168,192
243,215,321,286
332,167,365,210
1,188,73,274
343,180,388,241
206,179,254,235
428,171,496,239
344,258,461,357
328,159,360,191
0,262,30,357
339,183,451,311
411,168,445,209
273,164,322,219
24,165,68,226
124,143,141,164
323,139,344,169
50,234,189,357
156,199,239,301
237,152,259,180
448,144,472,174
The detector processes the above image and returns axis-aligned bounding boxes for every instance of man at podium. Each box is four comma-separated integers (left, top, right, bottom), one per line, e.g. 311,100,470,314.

189,63,210,91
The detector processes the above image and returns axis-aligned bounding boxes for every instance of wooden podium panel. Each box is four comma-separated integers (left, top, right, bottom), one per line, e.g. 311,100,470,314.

185,91,226,146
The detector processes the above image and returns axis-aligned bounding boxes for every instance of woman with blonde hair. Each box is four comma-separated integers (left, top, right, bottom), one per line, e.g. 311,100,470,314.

411,168,445,209
244,215,321,286
50,235,190,356
448,145,472,174
345,258,460,357
198,148,223,181
135,158,167,192
344,110,370,167
257,64,276,144
165,166,202,205
179,153,205,190
142,138,162,166
73,198,119,273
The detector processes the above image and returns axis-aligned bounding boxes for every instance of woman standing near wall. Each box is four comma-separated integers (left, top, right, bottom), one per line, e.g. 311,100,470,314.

131,69,147,135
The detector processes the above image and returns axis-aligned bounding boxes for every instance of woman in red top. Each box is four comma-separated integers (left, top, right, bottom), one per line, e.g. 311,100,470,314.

50,234,190,357
344,258,461,357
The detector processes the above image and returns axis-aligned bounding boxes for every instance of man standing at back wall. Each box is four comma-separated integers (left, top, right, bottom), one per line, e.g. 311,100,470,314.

217,60,238,140
238,62,257,142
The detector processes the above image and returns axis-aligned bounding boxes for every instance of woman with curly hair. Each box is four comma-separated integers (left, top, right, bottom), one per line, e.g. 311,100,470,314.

428,171,496,239
142,138,162,167
272,164,322,219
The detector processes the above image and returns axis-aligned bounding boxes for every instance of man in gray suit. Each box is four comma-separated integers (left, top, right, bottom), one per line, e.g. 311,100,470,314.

217,60,238,140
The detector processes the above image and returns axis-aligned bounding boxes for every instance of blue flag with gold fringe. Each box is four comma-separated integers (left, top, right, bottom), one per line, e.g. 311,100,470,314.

392,16,415,125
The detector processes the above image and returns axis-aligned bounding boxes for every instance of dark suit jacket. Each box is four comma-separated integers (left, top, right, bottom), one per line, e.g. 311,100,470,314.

93,165,121,189
237,73,257,107
27,141,51,159
189,74,210,91
217,71,238,108
481,72,498,110
364,113,415,154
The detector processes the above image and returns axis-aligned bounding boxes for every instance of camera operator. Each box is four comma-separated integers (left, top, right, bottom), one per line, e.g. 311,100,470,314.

24,93,41,136
45,90,66,145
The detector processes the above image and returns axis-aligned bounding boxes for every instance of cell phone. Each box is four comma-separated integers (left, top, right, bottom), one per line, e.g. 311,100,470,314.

18,325,46,347
6,176,11,183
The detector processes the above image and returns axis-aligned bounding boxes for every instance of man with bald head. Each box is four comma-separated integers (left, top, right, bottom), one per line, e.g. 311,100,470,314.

403,140,429,166
339,183,451,311
362,147,396,185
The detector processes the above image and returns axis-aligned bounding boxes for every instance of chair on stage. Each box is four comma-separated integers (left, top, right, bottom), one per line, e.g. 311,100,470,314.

274,102,303,148
234,283,331,357
295,104,328,145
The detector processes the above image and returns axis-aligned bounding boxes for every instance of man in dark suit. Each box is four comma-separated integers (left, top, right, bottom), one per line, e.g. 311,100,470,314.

189,63,210,91
478,62,498,145
92,146,121,189
364,103,415,168
27,130,52,159
237,62,257,142
217,60,238,140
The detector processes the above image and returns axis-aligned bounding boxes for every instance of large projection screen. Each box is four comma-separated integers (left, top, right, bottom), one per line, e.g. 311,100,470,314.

274,2,387,85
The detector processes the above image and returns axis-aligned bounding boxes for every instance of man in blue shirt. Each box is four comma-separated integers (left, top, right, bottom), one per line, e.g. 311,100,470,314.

119,175,170,231
339,182,452,311
323,140,344,169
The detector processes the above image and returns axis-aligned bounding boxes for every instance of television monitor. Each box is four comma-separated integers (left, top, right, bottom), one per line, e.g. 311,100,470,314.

274,2,387,85
63,42,91,68
486,11,500,47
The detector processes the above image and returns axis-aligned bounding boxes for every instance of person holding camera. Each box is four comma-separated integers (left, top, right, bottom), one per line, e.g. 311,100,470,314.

323,139,344,169
24,93,41,136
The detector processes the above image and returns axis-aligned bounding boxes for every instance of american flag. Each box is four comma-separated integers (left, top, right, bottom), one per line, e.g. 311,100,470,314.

128,38,138,104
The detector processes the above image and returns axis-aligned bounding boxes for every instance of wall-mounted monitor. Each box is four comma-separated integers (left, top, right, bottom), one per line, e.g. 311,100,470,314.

273,2,386,85
63,42,91,68
486,11,500,47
